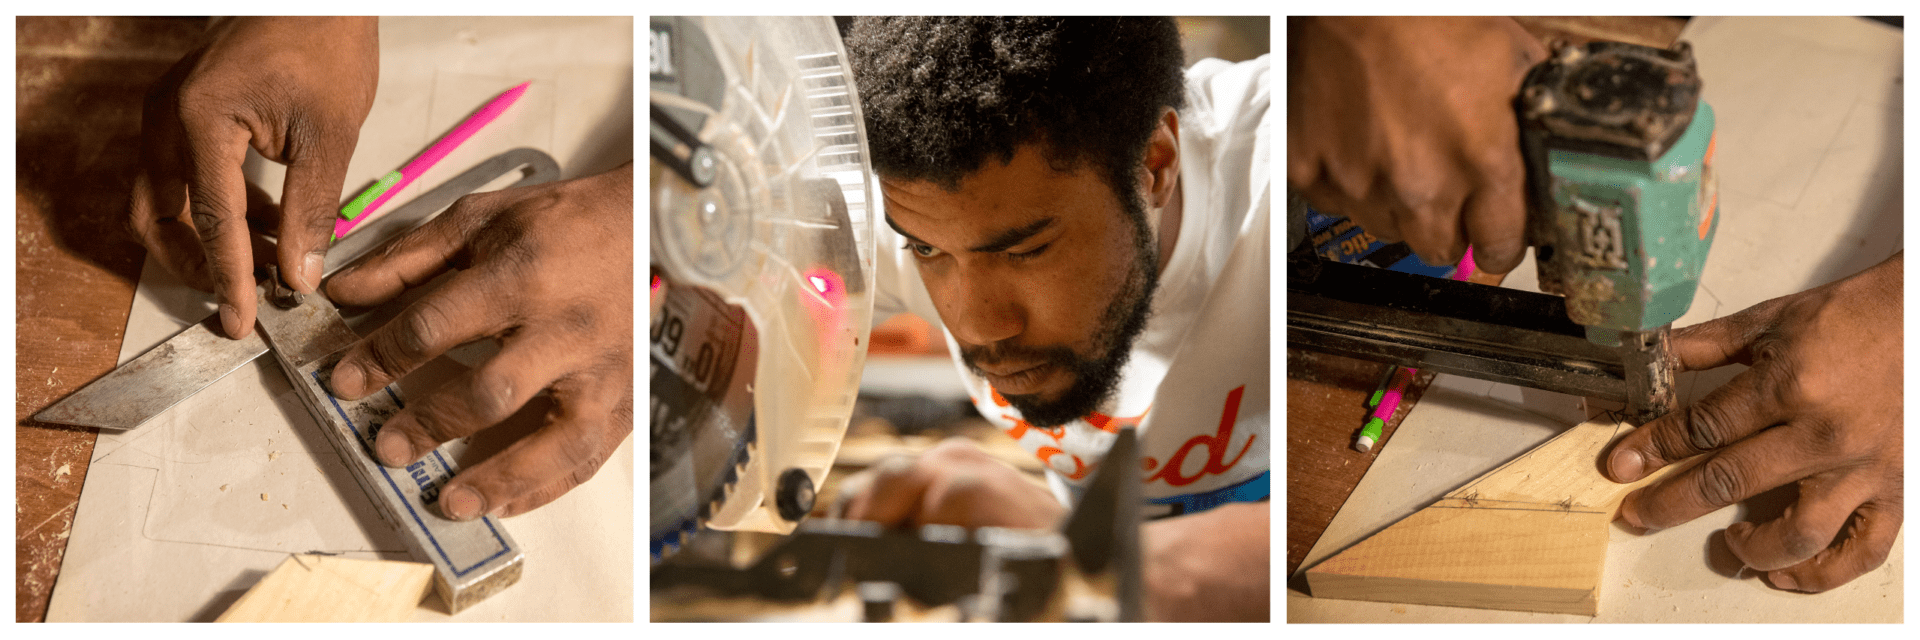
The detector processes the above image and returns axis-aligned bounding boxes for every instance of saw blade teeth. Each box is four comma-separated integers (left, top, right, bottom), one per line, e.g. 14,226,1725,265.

650,517,701,563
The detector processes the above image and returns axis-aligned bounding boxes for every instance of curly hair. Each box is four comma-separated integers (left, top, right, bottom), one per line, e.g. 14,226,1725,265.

845,17,1187,202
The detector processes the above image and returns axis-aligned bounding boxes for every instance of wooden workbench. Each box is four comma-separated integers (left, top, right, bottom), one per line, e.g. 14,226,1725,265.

15,16,205,622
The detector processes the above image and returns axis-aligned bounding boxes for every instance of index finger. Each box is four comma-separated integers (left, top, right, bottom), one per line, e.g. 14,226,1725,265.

324,190,490,308
1458,159,1527,275
179,110,258,339
328,268,514,400
1617,424,1820,531
1604,361,1791,484
1666,295,1792,372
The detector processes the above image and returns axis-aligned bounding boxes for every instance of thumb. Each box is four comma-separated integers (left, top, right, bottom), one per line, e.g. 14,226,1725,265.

277,127,360,293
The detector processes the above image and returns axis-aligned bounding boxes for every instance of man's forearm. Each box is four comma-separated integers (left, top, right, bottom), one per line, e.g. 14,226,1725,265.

1141,500,1270,621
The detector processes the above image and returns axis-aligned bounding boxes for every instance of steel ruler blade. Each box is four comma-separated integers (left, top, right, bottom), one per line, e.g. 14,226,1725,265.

32,316,267,430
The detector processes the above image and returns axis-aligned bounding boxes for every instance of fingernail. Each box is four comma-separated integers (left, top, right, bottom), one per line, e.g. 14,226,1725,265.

442,486,484,521
332,362,366,398
1770,571,1798,591
300,253,325,293
1609,449,1645,482
375,428,412,467
219,303,247,339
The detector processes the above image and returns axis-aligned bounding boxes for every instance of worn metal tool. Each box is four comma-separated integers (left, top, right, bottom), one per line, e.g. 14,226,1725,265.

37,147,562,612
1290,253,1633,402
1289,39,1717,424
651,428,1145,622
1516,39,1717,422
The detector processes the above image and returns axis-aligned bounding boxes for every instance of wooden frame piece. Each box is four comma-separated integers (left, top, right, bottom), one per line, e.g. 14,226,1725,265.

1306,419,1699,616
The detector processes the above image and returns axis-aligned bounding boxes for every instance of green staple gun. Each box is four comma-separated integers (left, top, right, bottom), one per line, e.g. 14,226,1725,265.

1518,39,1719,422
1288,38,1719,425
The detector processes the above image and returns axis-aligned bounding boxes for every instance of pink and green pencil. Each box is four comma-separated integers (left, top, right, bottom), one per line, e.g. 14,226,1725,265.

334,80,531,240
1354,248,1479,453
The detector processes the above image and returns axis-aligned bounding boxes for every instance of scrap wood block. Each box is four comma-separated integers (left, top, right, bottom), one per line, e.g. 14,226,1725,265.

1306,419,1700,616
1308,506,1610,615
216,554,434,622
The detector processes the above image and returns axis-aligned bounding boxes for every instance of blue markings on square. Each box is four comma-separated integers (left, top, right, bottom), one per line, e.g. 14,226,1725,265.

314,370,512,577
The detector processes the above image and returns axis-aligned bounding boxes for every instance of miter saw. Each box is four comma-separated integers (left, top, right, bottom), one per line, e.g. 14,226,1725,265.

648,13,876,560
1289,38,1719,425
649,16,1143,621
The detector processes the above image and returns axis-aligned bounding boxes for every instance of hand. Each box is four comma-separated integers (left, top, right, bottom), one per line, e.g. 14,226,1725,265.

838,438,1065,530
1604,253,1903,592
1287,16,1545,273
129,16,379,339
324,164,635,520
1143,501,1269,621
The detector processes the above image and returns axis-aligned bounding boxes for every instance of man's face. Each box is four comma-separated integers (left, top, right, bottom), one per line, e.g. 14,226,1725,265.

883,145,1157,427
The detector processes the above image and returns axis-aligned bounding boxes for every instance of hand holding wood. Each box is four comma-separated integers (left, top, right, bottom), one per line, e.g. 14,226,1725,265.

1604,253,1903,593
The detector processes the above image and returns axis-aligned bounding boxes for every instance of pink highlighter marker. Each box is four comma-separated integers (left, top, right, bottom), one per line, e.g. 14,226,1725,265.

1354,247,1478,453
334,80,531,241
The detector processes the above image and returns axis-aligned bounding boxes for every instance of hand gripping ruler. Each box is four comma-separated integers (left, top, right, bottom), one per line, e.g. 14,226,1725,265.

38,148,563,613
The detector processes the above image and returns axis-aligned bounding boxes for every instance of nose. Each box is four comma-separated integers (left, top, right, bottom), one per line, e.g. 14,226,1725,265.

931,265,1025,349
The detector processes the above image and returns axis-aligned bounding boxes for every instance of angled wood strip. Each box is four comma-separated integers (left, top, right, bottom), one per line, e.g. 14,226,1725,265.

1307,419,1702,616
1443,420,1697,512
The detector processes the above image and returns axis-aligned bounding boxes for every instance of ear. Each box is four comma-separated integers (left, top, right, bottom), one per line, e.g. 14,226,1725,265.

1140,108,1181,210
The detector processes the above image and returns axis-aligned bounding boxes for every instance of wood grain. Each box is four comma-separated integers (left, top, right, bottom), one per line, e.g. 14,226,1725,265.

1305,419,1700,616
216,555,434,622
1308,508,1609,616
14,16,203,622
1445,420,1699,513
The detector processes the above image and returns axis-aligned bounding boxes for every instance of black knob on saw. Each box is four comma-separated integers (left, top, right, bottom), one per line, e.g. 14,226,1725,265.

775,468,814,521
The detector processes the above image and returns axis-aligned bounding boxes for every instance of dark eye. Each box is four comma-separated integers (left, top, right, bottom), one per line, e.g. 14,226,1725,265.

904,242,944,259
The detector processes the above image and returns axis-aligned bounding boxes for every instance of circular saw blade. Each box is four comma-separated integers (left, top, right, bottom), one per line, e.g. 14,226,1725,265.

649,15,879,562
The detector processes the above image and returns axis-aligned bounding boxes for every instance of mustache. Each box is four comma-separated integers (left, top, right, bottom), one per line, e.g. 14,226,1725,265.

959,341,1078,377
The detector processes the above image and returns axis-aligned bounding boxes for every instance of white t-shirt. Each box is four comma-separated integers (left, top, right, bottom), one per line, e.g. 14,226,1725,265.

873,55,1270,519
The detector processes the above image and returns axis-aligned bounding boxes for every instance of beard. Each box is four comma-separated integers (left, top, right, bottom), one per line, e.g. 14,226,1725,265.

961,190,1160,427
